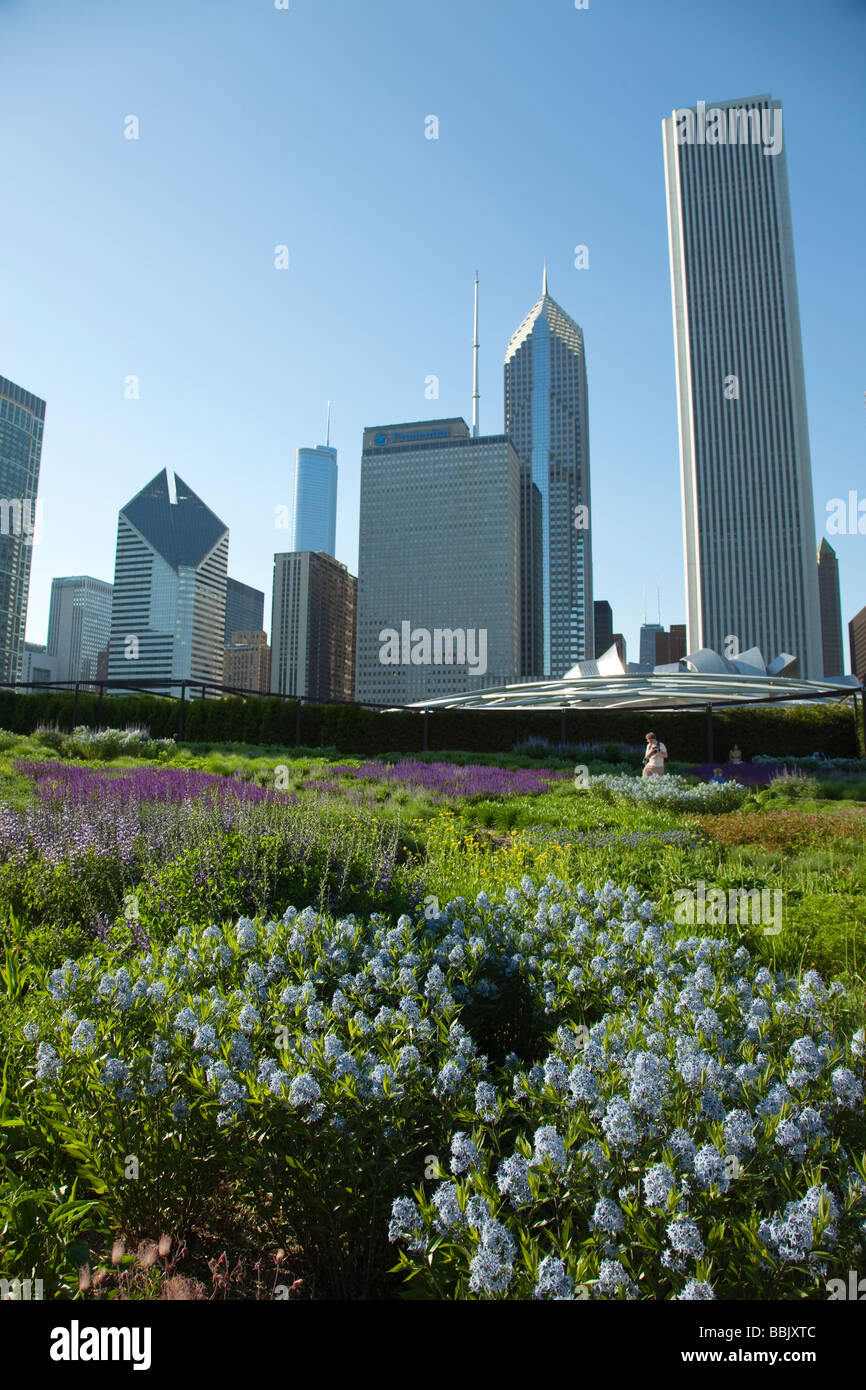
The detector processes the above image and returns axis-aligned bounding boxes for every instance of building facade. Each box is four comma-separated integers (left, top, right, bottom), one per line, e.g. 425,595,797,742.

224,630,271,694
355,419,523,705
0,375,45,682
593,600,614,658
47,576,113,684
655,624,687,666
663,94,823,678
504,272,593,678
271,551,356,703
817,539,844,677
849,605,866,689
224,577,265,644
107,469,228,696
22,642,58,685
292,445,338,557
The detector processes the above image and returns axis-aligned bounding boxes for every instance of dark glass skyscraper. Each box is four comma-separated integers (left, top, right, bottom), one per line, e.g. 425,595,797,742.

224,576,265,643
817,538,844,677
504,272,593,678
108,469,228,694
0,375,45,682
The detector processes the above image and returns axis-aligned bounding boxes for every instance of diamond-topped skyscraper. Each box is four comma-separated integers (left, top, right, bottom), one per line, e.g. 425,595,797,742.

662,94,822,677
108,469,228,694
504,271,593,678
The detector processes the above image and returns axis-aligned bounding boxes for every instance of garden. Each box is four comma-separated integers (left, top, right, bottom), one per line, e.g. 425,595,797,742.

0,724,864,1301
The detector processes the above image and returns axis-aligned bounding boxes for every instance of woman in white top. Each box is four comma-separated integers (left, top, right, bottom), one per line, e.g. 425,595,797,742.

642,731,668,777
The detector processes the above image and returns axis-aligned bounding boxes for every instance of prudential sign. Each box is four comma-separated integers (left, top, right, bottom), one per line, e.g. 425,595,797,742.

373,428,450,446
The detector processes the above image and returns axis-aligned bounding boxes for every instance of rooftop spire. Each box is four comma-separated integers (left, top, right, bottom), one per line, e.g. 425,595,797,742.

542,262,548,296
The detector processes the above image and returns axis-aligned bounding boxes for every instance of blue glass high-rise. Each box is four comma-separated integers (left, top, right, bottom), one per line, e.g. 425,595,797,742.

292,445,337,556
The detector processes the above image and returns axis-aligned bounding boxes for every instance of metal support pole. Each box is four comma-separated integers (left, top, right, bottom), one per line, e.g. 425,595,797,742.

178,682,186,742
560,708,567,746
706,703,714,766
72,682,80,726
96,682,104,726
423,707,429,752
295,698,303,747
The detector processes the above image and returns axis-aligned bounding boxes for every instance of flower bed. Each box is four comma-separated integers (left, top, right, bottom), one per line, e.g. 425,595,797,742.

20,876,866,1299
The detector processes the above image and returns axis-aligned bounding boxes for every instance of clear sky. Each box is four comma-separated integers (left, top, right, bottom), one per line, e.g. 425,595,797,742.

2,0,864,664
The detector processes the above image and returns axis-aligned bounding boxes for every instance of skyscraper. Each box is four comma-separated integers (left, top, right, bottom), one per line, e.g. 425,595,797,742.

355,419,524,704
849,605,866,688
224,577,265,643
0,375,45,682
108,469,228,695
504,271,593,678
663,94,822,677
594,600,613,658
271,551,356,702
639,623,664,668
47,576,113,683
817,539,844,677
292,445,338,556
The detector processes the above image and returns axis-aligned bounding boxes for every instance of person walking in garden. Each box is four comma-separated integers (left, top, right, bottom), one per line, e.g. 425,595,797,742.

642,731,668,777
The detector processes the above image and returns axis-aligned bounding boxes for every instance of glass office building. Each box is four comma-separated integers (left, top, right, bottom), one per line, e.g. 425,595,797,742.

663,94,822,677
504,272,593,679
0,375,45,683
224,576,265,643
355,419,524,705
47,576,113,683
108,469,228,695
292,445,338,556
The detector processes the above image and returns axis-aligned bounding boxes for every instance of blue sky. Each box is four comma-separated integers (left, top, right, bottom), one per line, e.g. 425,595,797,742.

2,0,864,663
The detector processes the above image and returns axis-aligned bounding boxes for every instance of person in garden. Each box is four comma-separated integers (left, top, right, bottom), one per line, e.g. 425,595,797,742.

642,731,668,777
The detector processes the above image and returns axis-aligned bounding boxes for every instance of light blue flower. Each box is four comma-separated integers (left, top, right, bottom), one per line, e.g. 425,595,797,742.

450,1132,479,1175
667,1215,705,1260
532,1125,567,1171
70,1020,97,1055
289,1072,321,1108
35,1041,61,1082
533,1255,573,1300
643,1162,676,1208
432,1182,464,1231
469,1219,516,1294
591,1197,624,1235
496,1153,532,1208
678,1279,715,1300
388,1196,426,1251
237,1003,260,1034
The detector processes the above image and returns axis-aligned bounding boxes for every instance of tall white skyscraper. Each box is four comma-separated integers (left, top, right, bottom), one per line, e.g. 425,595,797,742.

0,375,45,683
292,445,337,556
504,271,593,679
662,94,822,677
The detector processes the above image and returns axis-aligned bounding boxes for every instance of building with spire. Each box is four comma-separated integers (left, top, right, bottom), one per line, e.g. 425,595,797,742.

504,269,593,678
817,538,844,676
292,406,338,557
107,469,228,695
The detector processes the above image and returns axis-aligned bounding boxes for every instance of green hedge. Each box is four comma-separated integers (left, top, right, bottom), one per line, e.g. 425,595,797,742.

0,687,860,760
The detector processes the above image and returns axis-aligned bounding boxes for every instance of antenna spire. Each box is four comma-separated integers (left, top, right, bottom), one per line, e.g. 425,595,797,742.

325,401,331,448
542,261,548,296
472,271,480,438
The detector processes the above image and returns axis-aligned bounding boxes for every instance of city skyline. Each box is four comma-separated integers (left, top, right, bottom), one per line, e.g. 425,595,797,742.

3,2,864,678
